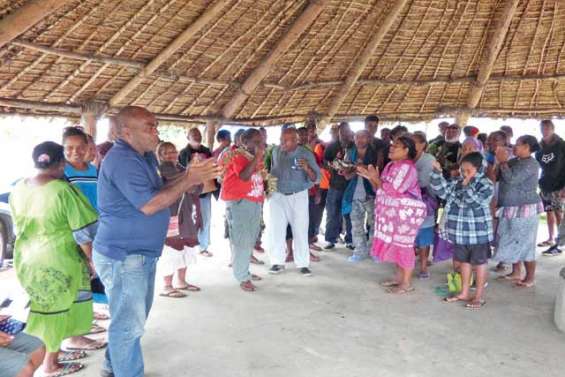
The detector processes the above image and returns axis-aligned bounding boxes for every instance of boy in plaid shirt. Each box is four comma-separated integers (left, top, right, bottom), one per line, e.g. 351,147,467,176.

430,152,494,309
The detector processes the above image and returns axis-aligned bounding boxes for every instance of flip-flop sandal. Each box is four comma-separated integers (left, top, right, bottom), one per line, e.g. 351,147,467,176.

465,300,486,310
88,324,106,335
443,295,468,303
159,289,187,298
200,251,213,257
514,281,535,288
240,281,256,292
497,275,521,281
386,286,415,295
176,284,201,292
93,312,110,321
65,340,107,351
379,280,400,288
250,257,265,265
251,274,262,281
537,240,553,247
43,362,84,377
57,351,88,363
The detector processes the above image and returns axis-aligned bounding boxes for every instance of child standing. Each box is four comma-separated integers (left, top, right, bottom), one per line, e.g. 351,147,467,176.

430,152,494,309
157,142,202,298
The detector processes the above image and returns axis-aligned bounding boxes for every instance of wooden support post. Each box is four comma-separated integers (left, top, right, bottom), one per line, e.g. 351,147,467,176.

455,111,471,127
109,0,230,107
221,0,329,119
0,0,71,50
80,101,107,140
461,0,520,125
205,120,219,150
320,0,409,127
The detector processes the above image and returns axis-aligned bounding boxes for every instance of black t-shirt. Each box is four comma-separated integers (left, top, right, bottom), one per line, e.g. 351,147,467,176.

371,137,389,171
178,144,212,168
323,141,350,191
536,135,565,192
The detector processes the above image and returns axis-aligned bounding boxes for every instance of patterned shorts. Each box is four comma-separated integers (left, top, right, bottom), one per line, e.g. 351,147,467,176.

541,191,564,212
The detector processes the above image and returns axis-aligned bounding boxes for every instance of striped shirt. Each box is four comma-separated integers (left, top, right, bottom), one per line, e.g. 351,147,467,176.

64,163,98,210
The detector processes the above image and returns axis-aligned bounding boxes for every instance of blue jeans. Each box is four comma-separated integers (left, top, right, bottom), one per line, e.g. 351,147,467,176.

199,193,212,251
93,252,158,377
325,188,352,244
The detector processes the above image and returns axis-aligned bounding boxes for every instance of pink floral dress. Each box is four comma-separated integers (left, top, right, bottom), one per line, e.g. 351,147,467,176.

372,160,426,269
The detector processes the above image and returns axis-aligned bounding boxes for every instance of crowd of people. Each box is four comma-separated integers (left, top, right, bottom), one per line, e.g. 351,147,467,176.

1,106,565,377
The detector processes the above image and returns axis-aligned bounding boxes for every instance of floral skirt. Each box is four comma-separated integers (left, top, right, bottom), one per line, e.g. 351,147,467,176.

494,215,539,263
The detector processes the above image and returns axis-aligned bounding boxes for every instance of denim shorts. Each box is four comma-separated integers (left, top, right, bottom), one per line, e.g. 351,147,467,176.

415,227,435,248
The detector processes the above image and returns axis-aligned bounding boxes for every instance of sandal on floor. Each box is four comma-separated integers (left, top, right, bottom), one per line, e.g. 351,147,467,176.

386,286,415,295
537,240,553,247
465,300,486,310
159,289,187,298
176,284,201,292
417,271,430,280
515,281,535,288
250,256,265,265
93,312,109,321
57,351,88,363
310,253,321,262
43,362,84,377
497,274,521,281
65,340,106,351
251,274,262,281
309,244,322,252
240,281,256,292
200,250,213,257
443,295,468,303
88,324,106,335
379,280,400,288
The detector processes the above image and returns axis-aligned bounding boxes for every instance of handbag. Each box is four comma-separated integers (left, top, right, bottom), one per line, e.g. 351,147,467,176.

447,272,462,294
0,317,25,335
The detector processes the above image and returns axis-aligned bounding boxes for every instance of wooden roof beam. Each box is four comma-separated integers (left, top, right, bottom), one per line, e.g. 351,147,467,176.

220,0,330,119
320,0,409,127
0,0,71,50
109,0,230,107
457,0,520,125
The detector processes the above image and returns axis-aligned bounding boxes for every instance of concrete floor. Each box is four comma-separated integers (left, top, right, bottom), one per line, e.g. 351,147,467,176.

2,212,565,377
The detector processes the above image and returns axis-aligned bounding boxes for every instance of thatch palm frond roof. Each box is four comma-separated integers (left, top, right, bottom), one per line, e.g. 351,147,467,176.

0,0,563,125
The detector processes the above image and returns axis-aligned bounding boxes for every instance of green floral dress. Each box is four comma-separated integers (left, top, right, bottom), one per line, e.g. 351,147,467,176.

9,179,98,352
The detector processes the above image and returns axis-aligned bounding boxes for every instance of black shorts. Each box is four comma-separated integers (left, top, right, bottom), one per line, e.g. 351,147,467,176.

454,243,491,266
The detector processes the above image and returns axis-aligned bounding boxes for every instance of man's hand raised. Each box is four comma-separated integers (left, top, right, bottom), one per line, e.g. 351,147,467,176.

185,158,222,188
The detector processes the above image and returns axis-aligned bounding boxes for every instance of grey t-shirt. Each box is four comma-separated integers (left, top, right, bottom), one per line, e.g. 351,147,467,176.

416,152,436,228
353,176,366,201
270,146,321,194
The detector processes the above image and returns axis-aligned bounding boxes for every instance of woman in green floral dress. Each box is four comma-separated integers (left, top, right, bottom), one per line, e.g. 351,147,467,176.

9,142,98,377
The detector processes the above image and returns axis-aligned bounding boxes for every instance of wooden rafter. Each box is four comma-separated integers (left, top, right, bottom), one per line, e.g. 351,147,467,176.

220,0,330,119
109,0,231,107
3,97,564,126
0,0,71,50
321,0,409,125
458,0,521,125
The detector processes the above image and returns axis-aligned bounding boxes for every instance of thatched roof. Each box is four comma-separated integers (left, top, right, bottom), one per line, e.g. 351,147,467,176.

0,0,564,126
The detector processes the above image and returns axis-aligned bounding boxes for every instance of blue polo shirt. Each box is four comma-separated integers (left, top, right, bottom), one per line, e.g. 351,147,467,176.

94,139,170,261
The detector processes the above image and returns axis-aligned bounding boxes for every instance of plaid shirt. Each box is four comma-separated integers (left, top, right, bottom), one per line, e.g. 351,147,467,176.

430,170,494,245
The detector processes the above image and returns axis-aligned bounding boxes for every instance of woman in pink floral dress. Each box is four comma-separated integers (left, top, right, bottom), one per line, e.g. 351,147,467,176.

357,136,426,294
